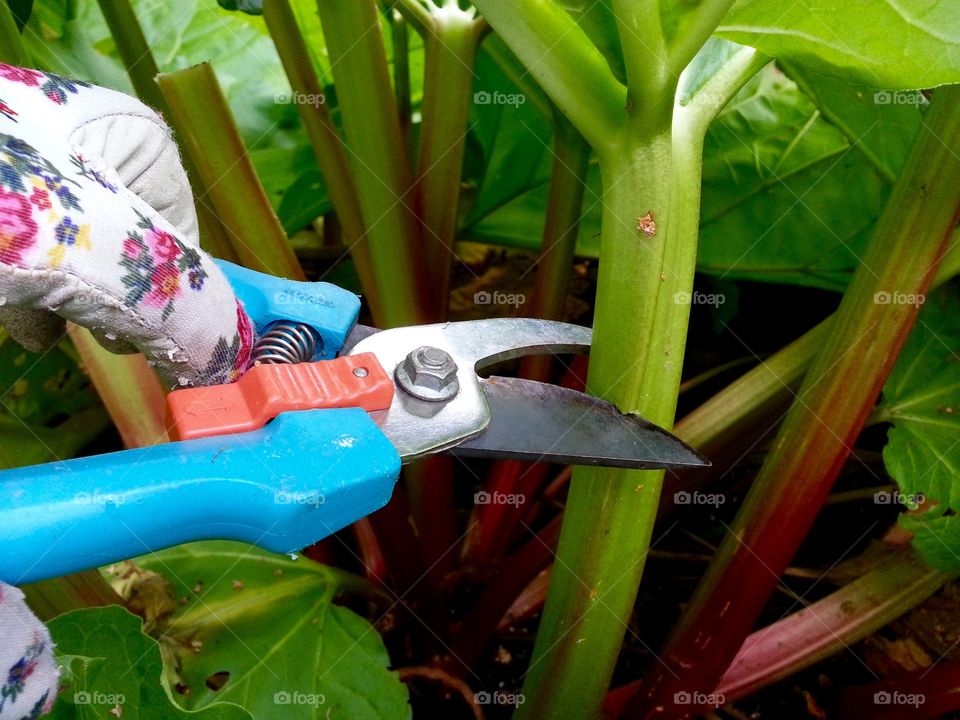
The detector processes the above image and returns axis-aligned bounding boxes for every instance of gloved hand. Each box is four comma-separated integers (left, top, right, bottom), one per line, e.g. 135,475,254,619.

0,61,254,387
0,585,57,719
0,62,257,718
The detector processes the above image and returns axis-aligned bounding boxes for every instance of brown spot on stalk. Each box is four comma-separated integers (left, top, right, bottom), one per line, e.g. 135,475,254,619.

637,211,657,237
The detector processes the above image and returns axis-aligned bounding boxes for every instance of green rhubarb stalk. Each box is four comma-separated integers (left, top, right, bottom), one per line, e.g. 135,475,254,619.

315,0,429,327
472,1,748,717
263,0,382,319
156,64,304,280
94,0,165,111
69,326,168,448
411,4,486,315
390,8,414,156
632,84,960,718
521,129,689,720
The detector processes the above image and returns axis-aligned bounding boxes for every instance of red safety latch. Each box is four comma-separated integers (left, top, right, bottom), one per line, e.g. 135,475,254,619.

167,353,394,441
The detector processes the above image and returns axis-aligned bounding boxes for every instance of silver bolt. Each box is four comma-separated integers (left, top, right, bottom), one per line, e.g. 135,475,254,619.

352,366,369,378
395,346,460,402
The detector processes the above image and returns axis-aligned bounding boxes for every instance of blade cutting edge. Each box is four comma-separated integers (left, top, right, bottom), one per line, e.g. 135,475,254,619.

451,376,709,470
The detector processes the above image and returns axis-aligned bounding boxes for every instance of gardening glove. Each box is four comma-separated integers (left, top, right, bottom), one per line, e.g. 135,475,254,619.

0,61,254,388
0,63,257,718
0,585,58,719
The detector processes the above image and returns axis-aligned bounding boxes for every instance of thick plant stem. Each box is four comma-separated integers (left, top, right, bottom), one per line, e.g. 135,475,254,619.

677,226,960,459
315,0,429,327
94,0,165,111
632,86,960,719
517,119,701,719
23,571,121,621
715,549,955,703
156,65,304,280
402,9,487,586
390,9,414,155
416,15,484,316
69,326,168,448
263,0,381,318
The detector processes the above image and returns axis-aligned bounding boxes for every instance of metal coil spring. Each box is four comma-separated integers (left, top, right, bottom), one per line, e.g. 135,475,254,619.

251,322,319,365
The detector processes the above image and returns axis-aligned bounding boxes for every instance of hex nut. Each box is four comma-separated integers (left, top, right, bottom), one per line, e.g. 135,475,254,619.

395,346,460,402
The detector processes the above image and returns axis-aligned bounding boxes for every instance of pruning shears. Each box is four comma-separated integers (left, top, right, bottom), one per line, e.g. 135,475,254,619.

0,262,707,585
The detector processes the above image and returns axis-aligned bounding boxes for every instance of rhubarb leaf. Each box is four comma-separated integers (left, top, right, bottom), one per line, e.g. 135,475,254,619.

879,286,960,570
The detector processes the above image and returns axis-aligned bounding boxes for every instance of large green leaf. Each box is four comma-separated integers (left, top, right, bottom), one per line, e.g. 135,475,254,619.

718,0,960,89
697,64,889,290
783,62,924,183
879,286,960,571
461,43,556,229
466,63,898,291
48,606,252,719
135,541,411,720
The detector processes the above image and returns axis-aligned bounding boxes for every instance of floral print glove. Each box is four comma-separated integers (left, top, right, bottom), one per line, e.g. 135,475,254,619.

0,62,254,389
0,64,259,719
0,585,57,720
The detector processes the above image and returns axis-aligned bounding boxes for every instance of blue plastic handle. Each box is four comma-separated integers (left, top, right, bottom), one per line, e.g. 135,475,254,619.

0,408,400,584
216,260,361,359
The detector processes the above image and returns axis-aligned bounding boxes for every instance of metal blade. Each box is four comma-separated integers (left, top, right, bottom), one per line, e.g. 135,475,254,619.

348,319,593,461
340,323,380,354
451,376,709,470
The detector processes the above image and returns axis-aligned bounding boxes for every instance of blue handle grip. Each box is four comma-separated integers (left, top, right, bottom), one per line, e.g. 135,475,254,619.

216,260,361,359
0,408,400,584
